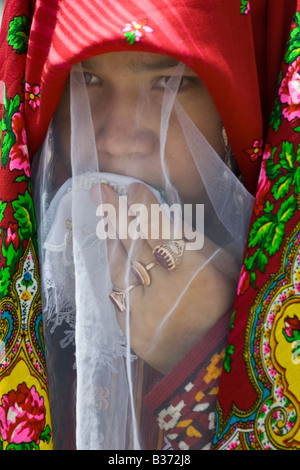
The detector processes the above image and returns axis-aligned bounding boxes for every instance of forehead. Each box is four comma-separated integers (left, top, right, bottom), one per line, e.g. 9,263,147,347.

81,51,182,73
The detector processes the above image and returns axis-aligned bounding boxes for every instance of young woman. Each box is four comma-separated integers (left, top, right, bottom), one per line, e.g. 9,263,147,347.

0,0,299,451
33,48,253,449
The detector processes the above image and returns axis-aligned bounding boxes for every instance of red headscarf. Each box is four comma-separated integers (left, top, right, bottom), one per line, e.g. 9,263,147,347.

0,0,299,450
0,0,295,193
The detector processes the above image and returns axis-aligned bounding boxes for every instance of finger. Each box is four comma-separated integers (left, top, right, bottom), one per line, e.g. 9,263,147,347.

90,182,131,246
89,183,132,286
98,182,154,264
127,182,184,250
92,184,158,286
127,183,214,276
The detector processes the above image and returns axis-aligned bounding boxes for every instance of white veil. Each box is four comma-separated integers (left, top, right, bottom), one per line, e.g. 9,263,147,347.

32,56,254,450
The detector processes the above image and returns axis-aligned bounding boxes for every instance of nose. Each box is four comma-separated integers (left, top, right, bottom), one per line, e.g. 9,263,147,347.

94,89,157,159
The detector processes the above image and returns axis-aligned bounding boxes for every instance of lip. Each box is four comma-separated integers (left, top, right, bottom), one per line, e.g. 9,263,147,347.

98,158,164,192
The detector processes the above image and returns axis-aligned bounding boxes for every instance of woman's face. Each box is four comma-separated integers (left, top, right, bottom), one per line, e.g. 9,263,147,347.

55,51,224,204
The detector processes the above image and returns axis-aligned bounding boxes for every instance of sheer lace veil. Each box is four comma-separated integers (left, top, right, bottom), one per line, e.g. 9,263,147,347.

32,57,254,449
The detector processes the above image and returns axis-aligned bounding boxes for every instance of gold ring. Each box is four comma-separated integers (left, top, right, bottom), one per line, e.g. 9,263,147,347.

152,239,185,270
131,261,157,286
109,284,136,312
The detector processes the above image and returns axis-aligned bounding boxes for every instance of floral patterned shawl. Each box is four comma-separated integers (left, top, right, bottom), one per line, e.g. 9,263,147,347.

0,0,299,450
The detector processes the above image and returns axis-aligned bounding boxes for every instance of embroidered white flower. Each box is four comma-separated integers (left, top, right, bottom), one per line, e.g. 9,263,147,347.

123,19,153,45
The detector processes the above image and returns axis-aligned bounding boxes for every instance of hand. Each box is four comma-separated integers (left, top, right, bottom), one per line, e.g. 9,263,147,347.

93,182,236,374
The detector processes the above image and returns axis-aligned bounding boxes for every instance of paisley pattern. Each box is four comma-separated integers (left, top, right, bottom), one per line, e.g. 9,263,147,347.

0,241,52,450
0,306,18,368
214,229,300,450
1,0,300,451
0,3,52,450
213,8,300,451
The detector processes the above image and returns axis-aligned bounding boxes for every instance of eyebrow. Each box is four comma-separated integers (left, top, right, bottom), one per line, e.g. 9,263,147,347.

82,56,181,73
131,57,181,72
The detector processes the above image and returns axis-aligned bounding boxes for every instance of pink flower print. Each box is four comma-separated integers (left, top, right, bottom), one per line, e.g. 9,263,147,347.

253,144,272,216
25,83,40,111
123,19,153,45
0,383,45,444
245,139,263,162
5,223,21,251
263,341,270,355
280,293,287,303
277,387,284,399
8,104,30,177
287,420,294,430
265,294,273,305
240,1,250,15
279,57,300,121
237,265,251,295
0,80,5,104
261,404,268,414
229,441,238,450
268,312,276,326
283,315,300,339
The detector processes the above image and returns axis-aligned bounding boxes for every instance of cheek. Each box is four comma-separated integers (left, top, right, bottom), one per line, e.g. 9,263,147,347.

190,109,223,156
164,129,205,202
163,100,223,203
178,90,224,158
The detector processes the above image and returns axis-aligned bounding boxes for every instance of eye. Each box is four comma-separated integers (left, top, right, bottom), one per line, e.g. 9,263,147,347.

153,76,192,91
83,72,102,85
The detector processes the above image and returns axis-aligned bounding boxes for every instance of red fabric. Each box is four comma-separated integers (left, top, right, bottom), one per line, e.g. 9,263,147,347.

1,0,299,450
144,311,232,449
215,6,300,432
0,0,295,195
